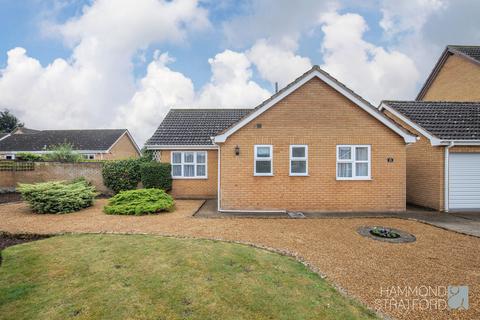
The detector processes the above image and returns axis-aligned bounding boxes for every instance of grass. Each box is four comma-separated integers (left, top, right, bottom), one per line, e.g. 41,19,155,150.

0,234,378,320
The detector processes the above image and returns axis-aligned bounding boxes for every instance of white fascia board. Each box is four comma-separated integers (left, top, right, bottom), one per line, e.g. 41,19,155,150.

0,133,10,141
439,140,480,146
145,145,218,150
380,102,440,145
1,150,109,154
214,70,417,144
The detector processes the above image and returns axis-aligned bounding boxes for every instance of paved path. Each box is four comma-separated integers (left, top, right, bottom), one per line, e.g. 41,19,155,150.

196,200,480,237
1,199,479,320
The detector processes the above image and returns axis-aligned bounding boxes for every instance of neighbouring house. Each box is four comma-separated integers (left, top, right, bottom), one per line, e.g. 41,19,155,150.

0,128,140,160
416,45,480,101
146,66,416,212
381,45,480,212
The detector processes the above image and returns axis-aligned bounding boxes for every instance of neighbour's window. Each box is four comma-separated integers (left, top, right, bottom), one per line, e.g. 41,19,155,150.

171,151,207,178
290,145,308,176
254,145,273,176
82,154,95,160
5,154,15,160
336,145,371,180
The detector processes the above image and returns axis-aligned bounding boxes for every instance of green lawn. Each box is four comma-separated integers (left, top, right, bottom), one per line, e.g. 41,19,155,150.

0,234,377,320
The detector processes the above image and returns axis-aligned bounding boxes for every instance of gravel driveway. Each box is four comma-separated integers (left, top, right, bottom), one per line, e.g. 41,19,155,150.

0,199,478,320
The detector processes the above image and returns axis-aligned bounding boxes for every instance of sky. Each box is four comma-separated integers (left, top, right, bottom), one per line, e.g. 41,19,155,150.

0,0,479,145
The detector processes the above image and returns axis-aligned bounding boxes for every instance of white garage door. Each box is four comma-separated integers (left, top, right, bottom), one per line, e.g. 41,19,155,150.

449,153,480,210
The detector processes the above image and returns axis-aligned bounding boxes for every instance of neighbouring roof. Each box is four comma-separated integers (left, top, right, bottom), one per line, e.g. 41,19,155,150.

417,45,480,100
381,101,480,140
146,109,252,146
0,133,8,140
0,128,131,152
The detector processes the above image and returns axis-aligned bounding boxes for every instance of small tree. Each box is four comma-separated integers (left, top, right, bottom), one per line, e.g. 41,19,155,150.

44,143,83,162
0,109,23,133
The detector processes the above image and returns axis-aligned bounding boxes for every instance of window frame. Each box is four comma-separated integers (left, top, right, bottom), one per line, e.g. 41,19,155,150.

336,145,371,180
5,154,15,160
170,151,208,179
82,154,95,160
289,145,308,176
254,145,273,176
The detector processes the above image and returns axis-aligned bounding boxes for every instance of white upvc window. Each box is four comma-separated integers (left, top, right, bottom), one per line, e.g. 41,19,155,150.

290,145,308,176
171,151,207,179
336,145,371,180
82,154,95,160
254,145,273,176
5,154,15,160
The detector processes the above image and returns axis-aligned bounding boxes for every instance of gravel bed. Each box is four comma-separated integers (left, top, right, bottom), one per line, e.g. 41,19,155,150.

0,199,478,320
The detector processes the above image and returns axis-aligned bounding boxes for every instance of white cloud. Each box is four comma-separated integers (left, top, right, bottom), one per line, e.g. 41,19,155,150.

114,52,195,144
196,50,271,108
379,0,446,37
0,0,209,144
223,0,337,47
319,11,420,104
115,49,272,143
378,0,480,83
247,39,312,88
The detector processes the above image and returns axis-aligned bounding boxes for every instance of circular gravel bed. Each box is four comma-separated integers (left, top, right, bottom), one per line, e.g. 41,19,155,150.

357,226,416,243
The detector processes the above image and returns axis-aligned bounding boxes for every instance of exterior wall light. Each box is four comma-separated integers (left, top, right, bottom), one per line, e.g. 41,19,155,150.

235,145,240,156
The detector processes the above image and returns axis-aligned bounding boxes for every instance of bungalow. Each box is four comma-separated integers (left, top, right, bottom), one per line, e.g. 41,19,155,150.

0,128,140,160
381,45,480,212
146,66,416,213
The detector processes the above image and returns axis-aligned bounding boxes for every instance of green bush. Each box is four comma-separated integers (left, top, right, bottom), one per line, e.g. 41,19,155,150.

102,159,141,193
18,179,97,214
16,152,44,162
104,188,174,215
140,162,172,191
45,143,83,162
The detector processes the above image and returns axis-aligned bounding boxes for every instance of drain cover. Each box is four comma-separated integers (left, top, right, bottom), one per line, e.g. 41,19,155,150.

287,211,305,218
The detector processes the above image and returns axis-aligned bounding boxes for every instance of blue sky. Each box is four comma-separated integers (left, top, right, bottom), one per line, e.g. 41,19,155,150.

0,0,479,143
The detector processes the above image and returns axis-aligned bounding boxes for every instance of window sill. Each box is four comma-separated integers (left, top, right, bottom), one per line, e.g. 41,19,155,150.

336,177,372,181
254,174,274,177
289,174,309,177
172,177,208,180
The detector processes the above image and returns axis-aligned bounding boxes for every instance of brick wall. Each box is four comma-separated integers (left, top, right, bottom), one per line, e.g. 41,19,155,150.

0,162,110,194
384,111,445,210
219,77,407,212
158,149,218,199
422,54,480,101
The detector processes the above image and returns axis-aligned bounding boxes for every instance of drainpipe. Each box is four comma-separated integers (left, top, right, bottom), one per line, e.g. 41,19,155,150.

444,142,454,212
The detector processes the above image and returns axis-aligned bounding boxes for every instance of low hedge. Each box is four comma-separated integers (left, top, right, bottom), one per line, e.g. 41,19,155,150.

15,152,44,162
18,179,97,214
140,162,172,191
102,159,141,194
104,188,174,215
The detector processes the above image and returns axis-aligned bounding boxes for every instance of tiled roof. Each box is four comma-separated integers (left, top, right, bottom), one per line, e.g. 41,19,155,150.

0,129,129,152
448,45,480,63
382,101,480,140
145,109,252,146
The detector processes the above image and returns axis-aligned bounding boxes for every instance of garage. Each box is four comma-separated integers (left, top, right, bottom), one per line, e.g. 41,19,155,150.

449,153,480,210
